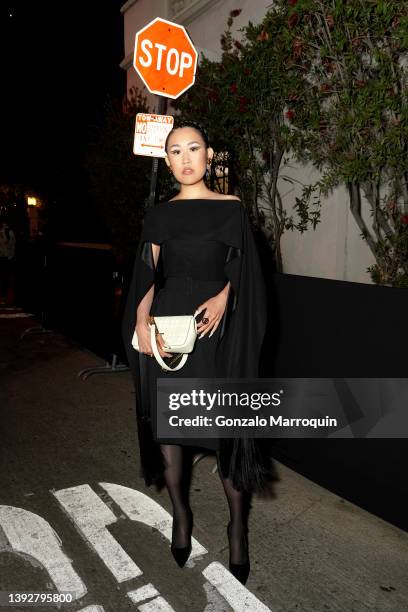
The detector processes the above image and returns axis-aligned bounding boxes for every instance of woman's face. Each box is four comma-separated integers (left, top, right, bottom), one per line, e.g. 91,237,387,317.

165,127,211,184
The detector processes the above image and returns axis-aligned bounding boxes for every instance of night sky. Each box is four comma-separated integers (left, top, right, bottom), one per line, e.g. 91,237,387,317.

1,0,126,234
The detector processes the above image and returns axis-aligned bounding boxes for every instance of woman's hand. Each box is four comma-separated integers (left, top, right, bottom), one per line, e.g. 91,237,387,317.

195,284,230,339
135,321,172,358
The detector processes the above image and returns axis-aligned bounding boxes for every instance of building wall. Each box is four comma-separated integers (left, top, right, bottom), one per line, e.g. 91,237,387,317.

120,0,375,284
277,161,374,283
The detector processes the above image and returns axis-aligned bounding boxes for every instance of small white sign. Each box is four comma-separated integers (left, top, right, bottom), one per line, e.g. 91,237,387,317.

133,113,174,158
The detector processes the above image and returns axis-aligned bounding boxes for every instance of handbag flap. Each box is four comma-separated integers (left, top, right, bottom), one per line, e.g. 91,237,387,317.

154,315,196,348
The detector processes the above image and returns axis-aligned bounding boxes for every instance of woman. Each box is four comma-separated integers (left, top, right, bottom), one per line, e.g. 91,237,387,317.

122,121,275,585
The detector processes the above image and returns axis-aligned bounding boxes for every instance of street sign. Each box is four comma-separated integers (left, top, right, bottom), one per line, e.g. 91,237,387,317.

133,113,174,158
133,17,198,99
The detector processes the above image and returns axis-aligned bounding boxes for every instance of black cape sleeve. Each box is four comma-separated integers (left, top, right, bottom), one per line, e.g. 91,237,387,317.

216,203,267,376
215,204,277,492
121,207,167,488
121,201,277,492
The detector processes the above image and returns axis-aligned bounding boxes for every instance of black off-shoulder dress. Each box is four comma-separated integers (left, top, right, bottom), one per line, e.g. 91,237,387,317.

122,199,275,492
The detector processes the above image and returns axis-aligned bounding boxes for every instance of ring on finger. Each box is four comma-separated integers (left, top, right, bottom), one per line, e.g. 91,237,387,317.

202,317,209,325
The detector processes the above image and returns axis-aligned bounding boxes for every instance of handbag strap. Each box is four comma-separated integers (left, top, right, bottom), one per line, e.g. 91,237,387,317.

150,324,189,371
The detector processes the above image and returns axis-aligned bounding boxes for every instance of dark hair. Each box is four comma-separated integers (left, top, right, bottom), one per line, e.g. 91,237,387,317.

164,120,210,153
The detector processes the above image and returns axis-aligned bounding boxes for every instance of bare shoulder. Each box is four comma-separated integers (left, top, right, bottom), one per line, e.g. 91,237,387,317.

218,194,241,201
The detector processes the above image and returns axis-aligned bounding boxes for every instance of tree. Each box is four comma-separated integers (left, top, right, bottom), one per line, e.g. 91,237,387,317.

278,0,408,286
173,9,321,272
174,1,408,284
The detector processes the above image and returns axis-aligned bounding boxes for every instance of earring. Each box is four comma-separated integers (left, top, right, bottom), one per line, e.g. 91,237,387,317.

205,158,212,181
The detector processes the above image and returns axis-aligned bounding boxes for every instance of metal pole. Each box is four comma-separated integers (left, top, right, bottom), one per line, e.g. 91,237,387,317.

146,96,168,208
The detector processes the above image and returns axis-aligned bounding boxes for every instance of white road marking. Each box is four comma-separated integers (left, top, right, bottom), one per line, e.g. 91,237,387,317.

53,484,142,583
0,505,86,600
202,562,272,611
2,486,271,611
127,583,160,603
202,580,233,611
138,596,177,611
99,482,207,559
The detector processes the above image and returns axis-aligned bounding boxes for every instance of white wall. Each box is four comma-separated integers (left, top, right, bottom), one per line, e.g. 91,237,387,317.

184,0,273,54
279,178,374,283
120,0,376,284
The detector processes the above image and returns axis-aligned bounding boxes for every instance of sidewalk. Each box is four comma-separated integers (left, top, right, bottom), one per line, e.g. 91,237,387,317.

1,311,408,612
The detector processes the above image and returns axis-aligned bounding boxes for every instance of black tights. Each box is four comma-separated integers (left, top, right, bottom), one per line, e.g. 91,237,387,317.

160,444,193,548
160,444,249,563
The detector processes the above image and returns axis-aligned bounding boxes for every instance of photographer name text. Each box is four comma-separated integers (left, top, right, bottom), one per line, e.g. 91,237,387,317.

168,415,338,429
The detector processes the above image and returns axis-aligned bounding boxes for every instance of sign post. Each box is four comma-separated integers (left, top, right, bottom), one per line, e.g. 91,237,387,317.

146,97,167,207
133,17,198,206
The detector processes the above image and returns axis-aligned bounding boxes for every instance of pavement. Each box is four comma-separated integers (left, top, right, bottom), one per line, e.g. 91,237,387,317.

1,308,408,612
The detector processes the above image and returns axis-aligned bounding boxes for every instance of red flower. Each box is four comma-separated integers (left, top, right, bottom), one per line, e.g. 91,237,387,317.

238,96,249,113
401,215,408,225
285,109,295,120
234,40,243,50
257,30,269,41
288,0,298,5
288,13,299,28
230,83,238,94
230,9,242,17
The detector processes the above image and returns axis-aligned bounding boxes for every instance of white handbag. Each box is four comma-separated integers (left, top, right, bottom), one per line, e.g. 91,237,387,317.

132,315,198,371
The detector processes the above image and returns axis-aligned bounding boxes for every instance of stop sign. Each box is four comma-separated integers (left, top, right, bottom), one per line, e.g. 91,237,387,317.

133,17,198,99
